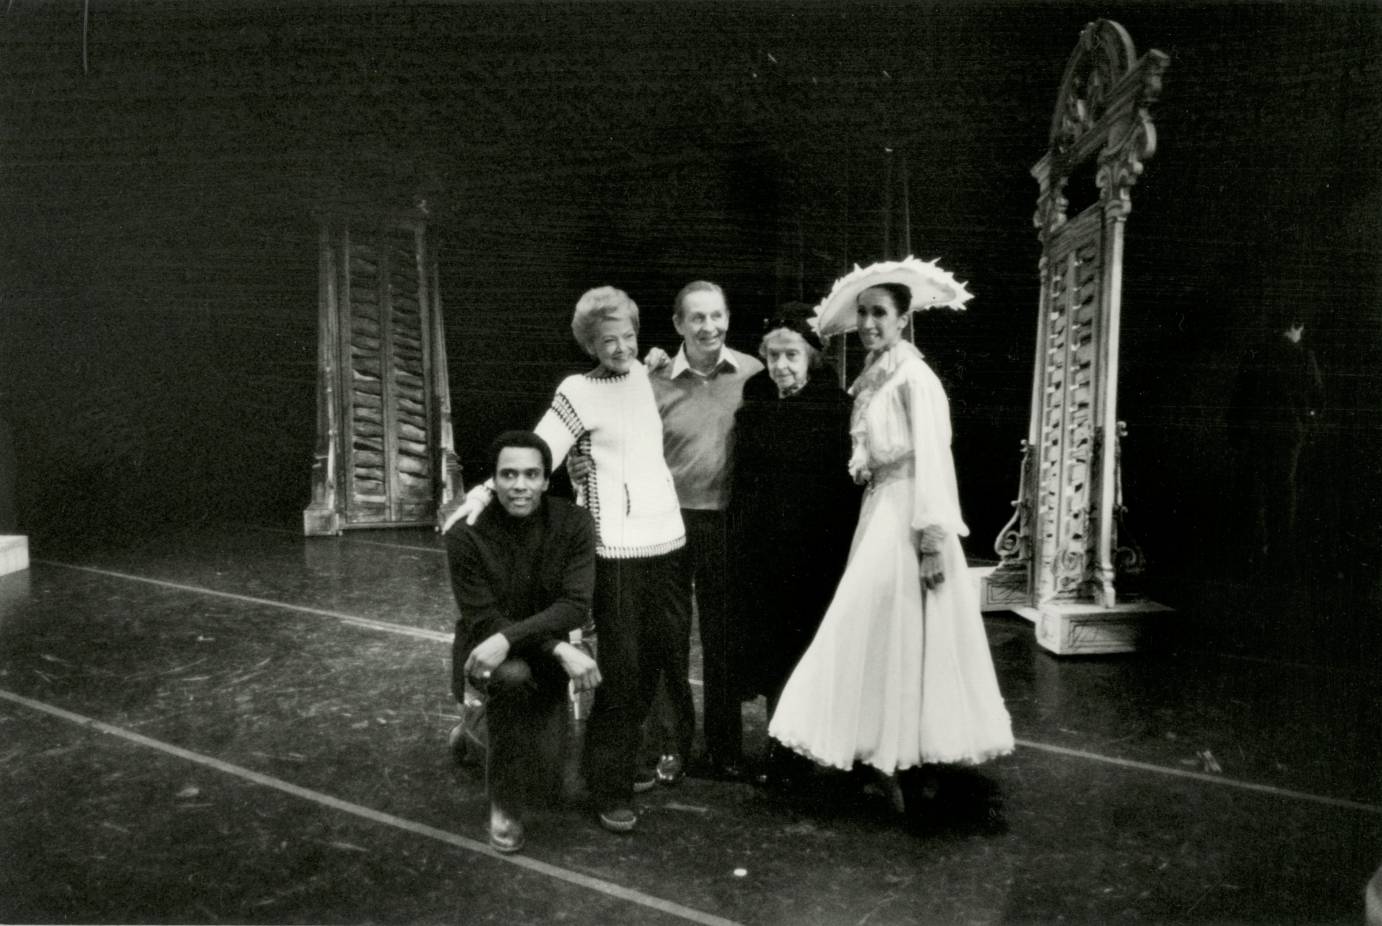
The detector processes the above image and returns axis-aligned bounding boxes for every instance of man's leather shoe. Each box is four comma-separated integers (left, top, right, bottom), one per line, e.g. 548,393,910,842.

690,754,745,782
756,766,795,791
632,766,657,793
655,753,684,786
598,805,638,833
488,804,525,854
712,758,745,782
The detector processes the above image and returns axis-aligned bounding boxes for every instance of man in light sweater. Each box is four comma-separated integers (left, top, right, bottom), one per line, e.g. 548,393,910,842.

649,281,764,781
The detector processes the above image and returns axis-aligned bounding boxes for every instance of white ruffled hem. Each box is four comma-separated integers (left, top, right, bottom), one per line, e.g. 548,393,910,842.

771,733,1015,774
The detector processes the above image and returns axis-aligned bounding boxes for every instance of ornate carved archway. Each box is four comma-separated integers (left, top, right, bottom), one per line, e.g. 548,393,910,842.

979,20,1171,654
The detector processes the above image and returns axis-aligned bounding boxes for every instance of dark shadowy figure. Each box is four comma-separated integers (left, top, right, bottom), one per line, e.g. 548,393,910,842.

1228,311,1324,572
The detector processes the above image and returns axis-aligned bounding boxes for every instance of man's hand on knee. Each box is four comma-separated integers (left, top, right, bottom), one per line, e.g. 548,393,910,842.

554,642,602,692
465,633,511,682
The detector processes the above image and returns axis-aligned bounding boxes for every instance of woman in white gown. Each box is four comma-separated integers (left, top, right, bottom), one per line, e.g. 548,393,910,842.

768,260,1013,780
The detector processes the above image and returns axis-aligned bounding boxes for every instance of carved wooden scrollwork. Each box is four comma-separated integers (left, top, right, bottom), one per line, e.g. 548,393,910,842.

1051,21,1138,157
1111,420,1147,578
1032,176,1069,239
993,439,1033,563
1037,20,1170,230
1098,61,1167,214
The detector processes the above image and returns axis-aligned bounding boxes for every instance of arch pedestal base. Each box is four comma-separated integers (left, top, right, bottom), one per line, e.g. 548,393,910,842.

971,564,1172,656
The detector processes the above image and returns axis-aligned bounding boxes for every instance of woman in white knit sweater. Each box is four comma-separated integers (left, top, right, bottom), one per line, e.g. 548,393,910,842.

448,286,688,834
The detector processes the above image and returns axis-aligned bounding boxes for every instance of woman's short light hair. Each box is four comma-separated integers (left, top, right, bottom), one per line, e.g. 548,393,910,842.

572,286,640,356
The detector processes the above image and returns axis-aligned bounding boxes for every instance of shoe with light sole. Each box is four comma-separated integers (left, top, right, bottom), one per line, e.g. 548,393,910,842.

488,805,525,854
632,767,657,794
597,806,637,833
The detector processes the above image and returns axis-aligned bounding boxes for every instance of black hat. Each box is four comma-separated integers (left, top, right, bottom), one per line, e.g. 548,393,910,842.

763,301,824,352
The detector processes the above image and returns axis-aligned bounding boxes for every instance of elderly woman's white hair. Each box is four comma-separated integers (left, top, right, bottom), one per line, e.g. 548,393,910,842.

571,286,640,356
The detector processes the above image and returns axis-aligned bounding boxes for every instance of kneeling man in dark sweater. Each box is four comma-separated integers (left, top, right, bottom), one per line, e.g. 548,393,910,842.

446,430,600,853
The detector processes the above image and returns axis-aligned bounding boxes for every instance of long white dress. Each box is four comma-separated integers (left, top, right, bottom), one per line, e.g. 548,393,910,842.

767,340,1014,772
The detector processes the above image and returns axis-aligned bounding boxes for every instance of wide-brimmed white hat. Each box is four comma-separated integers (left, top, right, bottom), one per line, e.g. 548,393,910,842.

809,256,972,338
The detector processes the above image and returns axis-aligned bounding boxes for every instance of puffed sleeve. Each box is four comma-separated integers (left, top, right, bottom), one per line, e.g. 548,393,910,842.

904,362,970,539
847,383,874,483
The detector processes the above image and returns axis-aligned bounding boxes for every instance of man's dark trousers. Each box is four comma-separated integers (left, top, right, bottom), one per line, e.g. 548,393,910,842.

679,508,741,766
483,655,570,810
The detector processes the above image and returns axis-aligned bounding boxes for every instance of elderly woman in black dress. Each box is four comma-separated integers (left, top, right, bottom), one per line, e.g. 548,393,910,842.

728,303,860,786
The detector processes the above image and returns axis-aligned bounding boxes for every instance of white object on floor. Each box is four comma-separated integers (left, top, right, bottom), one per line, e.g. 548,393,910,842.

0,535,28,575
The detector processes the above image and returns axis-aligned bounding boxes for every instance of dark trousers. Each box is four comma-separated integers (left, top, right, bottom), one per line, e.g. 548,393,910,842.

1245,437,1305,569
583,549,691,805
676,508,741,764
483,655,570,812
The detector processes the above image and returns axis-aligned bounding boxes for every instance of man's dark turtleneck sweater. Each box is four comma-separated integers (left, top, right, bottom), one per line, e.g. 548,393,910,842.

445,496,596,699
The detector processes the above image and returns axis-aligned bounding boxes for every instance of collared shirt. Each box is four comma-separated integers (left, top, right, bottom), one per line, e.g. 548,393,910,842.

650,344,765,511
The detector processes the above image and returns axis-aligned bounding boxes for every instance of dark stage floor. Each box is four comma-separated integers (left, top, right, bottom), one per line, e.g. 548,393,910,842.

0,523,1379,925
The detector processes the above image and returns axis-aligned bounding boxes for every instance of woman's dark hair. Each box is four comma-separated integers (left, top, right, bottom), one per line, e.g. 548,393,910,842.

488,430,553,478
867,282,912,315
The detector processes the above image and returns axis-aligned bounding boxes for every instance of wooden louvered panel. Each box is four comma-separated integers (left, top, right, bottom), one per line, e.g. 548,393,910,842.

1032,206,1103,603
305,214,456,536
341,225,431,525
384,229,432,522
345,240,389,522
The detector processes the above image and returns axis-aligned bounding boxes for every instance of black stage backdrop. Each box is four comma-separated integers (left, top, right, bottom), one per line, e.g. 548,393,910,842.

1,2,1379,619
